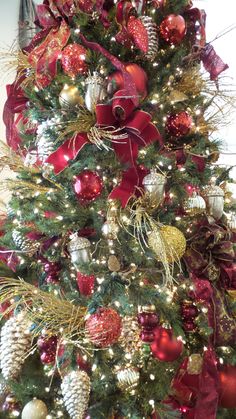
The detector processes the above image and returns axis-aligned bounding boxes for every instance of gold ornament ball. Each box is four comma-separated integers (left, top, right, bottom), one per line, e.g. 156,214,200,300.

21,398,48,419
148,225,186,263
59,84,84,108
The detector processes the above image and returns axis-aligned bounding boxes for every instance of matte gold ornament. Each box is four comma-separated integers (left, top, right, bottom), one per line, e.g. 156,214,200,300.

21,398,48,419
85,72,107,112
148,225,186,263
116,367,140,391
0,313,32,380
68,234,92,268
202,183,224,220
61,369,91,419
142,170,166,206
59,84,84,108
184,191,206,216
187,354,203,375
108,255,121,272
102,220,120,240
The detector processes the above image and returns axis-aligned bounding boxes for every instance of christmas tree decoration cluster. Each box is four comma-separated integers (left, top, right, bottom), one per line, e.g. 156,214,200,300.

0,0,235,418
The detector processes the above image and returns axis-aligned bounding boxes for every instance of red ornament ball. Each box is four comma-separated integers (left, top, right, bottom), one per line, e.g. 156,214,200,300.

151,326,183,362
73,170,103,202
218,365,236,408
77,272,95,296
40,351,56,364
85,307,122,347
108,63,148,100
166,111,192,138
160,14,186,45
61,44,88,77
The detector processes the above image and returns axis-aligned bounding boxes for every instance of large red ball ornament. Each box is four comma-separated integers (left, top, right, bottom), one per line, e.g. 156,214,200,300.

107,63,148,100
151,326,183,362
166,111,192,138
77,272,95,296
61,44,88,77
218,365,236,408
85,307,122,347
160,14,186,45
73,170,103,202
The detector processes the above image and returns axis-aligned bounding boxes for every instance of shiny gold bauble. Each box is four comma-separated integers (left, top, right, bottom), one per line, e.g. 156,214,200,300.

148,225,186,263
59,84,84,108
21,398,48,419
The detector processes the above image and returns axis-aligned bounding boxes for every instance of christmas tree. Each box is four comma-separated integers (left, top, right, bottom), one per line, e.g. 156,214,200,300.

0,0,236,418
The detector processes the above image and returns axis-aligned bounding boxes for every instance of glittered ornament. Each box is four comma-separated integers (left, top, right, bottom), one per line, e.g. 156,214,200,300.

184,191,206,216
165,111,192,138
59,84,84,108
102,220,119,240
119,315,141,355
68,234,92,268
151,326,183,362
61,369,90,419
202,183,224,220
85,307,122,347
142,170,166,206
73,170,103,202
107,63,148,100
148,225,186,263
160,14,186,45
127,16,158,61
181,301,198,320
40,352,56,365
21,398,48,419
85,72,107,112
61,43,88,77
43,261,61,284
76,272,95,296
0,313,32,380
116,367,140,391
12,229,40,257
218,365,236,408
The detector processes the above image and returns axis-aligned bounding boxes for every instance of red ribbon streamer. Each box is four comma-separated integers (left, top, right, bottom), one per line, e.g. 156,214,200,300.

110,165,148,207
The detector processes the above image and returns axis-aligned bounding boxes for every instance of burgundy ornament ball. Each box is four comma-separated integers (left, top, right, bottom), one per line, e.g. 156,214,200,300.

77,272,95,296
40,351,56,365
61,43,88,77
85,307,122,347
218,365,236,408
107,63,148,100
183,320,196,332
73,170,103,202
160,14,186,45
166,111,192,138
37,335,58,353
151,326,183,362
181,302,198,319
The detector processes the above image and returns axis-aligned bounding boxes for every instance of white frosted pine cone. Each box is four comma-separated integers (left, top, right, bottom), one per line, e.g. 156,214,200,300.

12,229,40,256
61,369,90,419
0,313,32,380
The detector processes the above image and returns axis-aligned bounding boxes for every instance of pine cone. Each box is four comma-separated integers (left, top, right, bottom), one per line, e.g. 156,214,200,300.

12,229,40,256
37,136,55,162
140,16,158,61
119,316,141,355
0,314,32,380
61,370,90,419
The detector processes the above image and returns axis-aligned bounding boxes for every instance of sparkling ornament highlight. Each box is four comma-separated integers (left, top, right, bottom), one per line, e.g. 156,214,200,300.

142,170,166,206
116,367,140,391
0,313,32,380
12,229,40,257
85,307,122,347
202,183,224,220
73,170,103,202
21,398,48,419
165,111,192,138
148,225,186,263
85,72,107,112
68,234,92,268
61,43,88,77
151,326,183,362
160,14,186,45
59,84,84,108
102,220,120,240
61,369,91,419
76,272,95,296
107,63,148,100
218,365,236,408
184,191,206,216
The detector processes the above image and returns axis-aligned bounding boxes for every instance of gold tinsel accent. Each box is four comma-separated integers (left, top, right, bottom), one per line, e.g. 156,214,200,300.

0,178,62,195
0,141,39,174
57,107,96,141
0,277,87,341
87,126,128,151
0,48,34,87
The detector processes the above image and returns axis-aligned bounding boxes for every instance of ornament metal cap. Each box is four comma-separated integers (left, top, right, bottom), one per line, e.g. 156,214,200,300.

203,184,224,197
68,234,91,252
138,304,156,313
85,71,104,86
142,170,166,186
